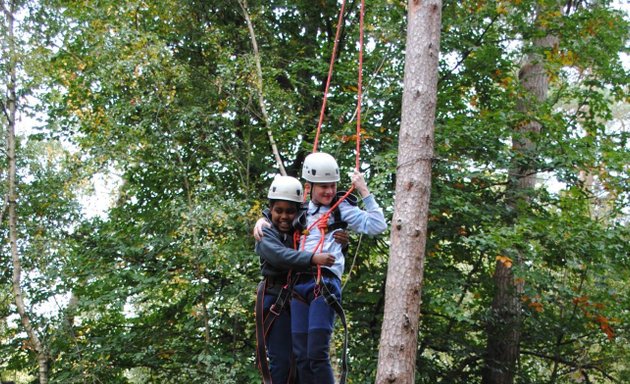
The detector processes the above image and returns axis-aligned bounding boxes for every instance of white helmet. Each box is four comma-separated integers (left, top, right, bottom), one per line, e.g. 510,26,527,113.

302,152,340,183
267,175,303,203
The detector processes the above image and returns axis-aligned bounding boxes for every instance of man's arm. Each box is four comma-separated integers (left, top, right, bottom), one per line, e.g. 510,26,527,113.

256,226,335,269
254,217,351,248
253,217,271,241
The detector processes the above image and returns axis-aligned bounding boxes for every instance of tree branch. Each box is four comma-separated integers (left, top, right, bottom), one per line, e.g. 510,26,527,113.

439,13,500,85
0,0,9,17
521,349,621,383
1,98,10,122
237,0,287,176
0,193,8,226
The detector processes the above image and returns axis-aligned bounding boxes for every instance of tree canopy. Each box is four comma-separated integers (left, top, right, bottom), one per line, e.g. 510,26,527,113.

1,0,628,383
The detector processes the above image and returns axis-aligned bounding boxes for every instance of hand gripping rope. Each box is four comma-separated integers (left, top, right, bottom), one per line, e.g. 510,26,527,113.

305,0,365,285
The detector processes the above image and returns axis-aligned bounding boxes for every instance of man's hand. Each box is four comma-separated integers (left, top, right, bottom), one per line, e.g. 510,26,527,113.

312,253,336,267
253,218,271,241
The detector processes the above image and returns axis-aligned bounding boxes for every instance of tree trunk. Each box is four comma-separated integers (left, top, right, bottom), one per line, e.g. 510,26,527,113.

482,5,558,383
375,1,442,383
2,1,49,382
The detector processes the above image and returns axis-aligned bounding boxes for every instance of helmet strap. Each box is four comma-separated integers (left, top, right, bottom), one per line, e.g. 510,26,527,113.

304,182,312,201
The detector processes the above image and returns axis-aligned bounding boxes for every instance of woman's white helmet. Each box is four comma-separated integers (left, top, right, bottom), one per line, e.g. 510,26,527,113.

267,175,303,203
302,152,340,183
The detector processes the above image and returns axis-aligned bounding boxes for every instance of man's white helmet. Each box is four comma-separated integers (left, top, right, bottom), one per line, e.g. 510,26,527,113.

302,152,340,183
267,175,303,203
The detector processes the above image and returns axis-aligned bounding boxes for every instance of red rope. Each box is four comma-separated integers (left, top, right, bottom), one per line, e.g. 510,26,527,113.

307,0,366,286
313,0,347,154
300,185,356,285
313,0,365,169
355,0,365,171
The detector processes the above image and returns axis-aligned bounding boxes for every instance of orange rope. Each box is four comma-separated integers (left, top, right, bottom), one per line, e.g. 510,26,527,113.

313,0,365,171
307,0,366,286
312,0,347,154
356,0,365,170
301,185,356,285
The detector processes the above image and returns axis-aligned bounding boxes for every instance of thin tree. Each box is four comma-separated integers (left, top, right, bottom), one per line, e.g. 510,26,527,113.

482,2,558,383
237,0,287,176
1,0,49,382
375,0,442,382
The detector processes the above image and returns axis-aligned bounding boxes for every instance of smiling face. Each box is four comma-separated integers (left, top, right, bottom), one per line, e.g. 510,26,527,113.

269,200,299,233
310,182,337,206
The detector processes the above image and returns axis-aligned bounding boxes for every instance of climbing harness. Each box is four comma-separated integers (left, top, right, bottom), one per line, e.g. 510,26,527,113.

288,272,349,384
255,274,299,384
313,191,357,233
293,0,366,382
321,281,349,384
256,0,366,381
255,223,304,384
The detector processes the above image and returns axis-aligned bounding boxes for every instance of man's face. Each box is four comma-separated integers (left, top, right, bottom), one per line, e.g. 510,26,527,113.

311,182,337,206
270,201,298,233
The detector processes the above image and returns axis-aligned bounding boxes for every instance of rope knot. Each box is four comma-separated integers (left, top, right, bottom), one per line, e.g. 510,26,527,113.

317,215,329,232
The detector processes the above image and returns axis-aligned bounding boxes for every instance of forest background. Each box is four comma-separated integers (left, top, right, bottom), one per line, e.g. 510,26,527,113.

0,0,628,383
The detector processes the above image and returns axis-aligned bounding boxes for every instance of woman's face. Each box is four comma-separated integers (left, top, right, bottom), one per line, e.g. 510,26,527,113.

270,201,298,233
311,182,337,206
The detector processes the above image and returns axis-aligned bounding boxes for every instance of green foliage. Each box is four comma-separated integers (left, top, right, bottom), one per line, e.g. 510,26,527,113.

0,0,628,383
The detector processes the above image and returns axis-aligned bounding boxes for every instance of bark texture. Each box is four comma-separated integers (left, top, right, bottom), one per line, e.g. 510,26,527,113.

375,1,442,383
482,6,558,384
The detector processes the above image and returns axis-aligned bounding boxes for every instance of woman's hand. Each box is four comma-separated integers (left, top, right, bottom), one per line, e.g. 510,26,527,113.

253,218,271,241
312,253,336,266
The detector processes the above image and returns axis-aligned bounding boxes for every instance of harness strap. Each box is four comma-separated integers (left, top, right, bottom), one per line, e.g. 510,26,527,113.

291,273,349,384
255,280,273,384
321,282,349,384
255,275,300,383
264,276,298,334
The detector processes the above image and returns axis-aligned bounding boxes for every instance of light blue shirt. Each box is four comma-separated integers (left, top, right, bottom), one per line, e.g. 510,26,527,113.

303,194,387,280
